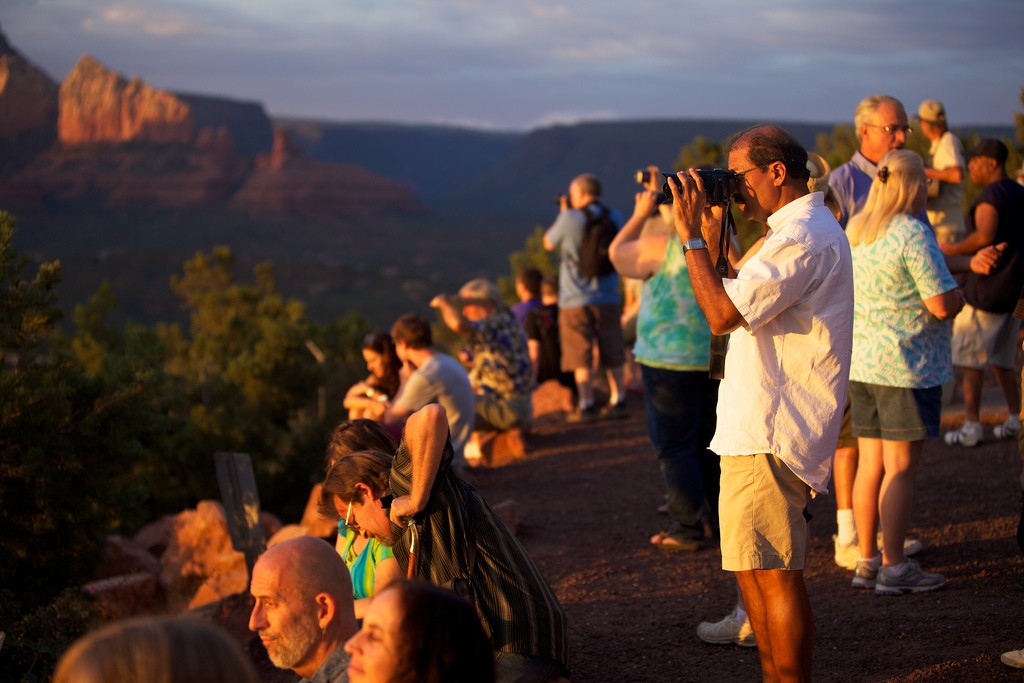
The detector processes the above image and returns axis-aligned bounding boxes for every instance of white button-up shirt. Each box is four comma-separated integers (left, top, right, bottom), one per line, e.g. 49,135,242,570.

710,192,854,493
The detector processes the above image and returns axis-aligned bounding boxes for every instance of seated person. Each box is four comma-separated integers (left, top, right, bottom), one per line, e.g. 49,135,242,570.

345,580,495,683
431,278,533,432
385,313,476,469
249,536,359,681
512,267,544,326
323,420,404,618
344,331,402,421
320,405,569,683
55,616,257,683
524,276,577,399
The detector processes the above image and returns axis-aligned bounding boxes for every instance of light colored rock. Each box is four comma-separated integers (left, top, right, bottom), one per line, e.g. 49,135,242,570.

267,524,314,548
466,429,526,469
160,500,246,611
188,567,249,609
300,484,338,538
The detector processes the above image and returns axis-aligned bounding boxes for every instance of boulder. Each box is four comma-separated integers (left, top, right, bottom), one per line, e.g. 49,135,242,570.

266,524,316,548
132,514,175,558
189,567,250,609
532,380,575,423
83,573,164,619
160,500,247,611
98,534,161,579
299,484,338,538
465,429,526,469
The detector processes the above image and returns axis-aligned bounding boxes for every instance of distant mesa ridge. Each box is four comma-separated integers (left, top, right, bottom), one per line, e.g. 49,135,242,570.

0,25,418,217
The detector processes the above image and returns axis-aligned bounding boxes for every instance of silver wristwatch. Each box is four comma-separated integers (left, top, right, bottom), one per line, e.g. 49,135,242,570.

682,237,708,254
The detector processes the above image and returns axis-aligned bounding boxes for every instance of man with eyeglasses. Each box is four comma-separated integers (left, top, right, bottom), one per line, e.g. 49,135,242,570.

666,124,853,682
827,94,928,573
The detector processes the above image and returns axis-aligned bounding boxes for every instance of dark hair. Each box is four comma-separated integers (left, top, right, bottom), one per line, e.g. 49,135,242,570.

517,267,543,298
319,419,397,515
362,331,401,397
727,124,810,182
540,276,558,298
391,313,432,350
389,581,495,683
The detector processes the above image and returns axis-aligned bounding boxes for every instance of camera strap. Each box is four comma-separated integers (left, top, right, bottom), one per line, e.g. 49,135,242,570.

716,205,735,277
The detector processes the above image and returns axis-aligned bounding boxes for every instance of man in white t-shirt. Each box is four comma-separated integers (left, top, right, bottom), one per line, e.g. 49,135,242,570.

917,99,966,244
385,313,476,468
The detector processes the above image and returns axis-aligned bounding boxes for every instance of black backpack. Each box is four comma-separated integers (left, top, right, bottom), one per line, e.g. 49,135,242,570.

577,203,617,278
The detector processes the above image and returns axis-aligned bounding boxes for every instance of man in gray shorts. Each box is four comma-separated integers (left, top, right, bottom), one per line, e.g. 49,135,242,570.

942,139,1024,447
667,124,853,680
544,173,627,421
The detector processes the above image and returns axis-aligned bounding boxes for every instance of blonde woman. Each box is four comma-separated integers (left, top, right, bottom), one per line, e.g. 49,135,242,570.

846,149,964,595
54,616,256,683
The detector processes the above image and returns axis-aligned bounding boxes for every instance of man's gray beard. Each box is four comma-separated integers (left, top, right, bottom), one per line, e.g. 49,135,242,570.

265,611,322,671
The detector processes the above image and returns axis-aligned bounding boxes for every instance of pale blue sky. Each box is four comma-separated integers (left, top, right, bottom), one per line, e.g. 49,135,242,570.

4,0,1022,130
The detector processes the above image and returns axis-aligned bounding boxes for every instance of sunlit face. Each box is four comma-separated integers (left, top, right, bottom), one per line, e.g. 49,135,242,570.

248,559,321,672
861,101,910,162
968,155,995,185
345,588,403,683
568,180,586,209
461,300,489,322
727,145,773,224
362,349,384,380
334,492,396,546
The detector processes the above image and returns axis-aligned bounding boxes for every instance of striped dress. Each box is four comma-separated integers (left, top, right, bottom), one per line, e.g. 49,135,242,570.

387,436,569,670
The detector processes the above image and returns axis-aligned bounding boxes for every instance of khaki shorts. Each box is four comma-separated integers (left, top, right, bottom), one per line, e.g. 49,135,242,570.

951,304,1020,370
719,454,809,571
559,304,625,372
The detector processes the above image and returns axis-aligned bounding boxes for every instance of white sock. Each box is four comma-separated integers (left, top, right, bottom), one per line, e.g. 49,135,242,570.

734,603,747,622
836,509,856,546
882,560,908,576
861,553,881,568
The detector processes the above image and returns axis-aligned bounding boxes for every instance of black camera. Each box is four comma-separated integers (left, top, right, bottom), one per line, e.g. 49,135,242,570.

554,193,567,207
635,169,655,185
662,169,739,205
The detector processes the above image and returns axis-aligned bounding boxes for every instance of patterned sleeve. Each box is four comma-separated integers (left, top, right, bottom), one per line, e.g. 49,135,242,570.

900,216,958,300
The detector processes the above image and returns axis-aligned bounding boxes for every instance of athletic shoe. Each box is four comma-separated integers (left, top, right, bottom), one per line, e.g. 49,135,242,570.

567,405,600,423
994,417,1021,440
943,422,983,447
599,401,628,420
874,558,945,595
851,559,879,589
876,532,924,557
833,534,859,570
1001,648,1024,669
696,608,756,648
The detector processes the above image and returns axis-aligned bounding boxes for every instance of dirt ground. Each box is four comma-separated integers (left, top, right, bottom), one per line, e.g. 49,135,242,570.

460,392,1024,683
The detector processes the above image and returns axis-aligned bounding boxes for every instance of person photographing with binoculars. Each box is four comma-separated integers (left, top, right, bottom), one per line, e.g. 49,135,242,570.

666,124,853,682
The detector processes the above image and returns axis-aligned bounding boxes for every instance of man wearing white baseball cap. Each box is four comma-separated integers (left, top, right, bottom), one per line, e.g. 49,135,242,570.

917,99,966,244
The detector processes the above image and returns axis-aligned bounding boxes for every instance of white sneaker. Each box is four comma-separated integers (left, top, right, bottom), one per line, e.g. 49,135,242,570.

994,417,1021,440
696,608,757,648
943,422,983,447
876,532,924,557
1002,648,1024,669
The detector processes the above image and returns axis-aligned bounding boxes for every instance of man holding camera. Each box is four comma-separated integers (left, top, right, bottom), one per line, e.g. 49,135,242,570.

667,125,853,681
544,173,627,421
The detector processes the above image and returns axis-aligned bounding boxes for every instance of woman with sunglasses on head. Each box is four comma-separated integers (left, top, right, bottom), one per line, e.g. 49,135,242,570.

344,332,403,421
846,149,964,595
345,580,495,683
322,420,404,618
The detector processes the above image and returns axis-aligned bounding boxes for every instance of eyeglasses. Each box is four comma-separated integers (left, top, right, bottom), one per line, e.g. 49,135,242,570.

730,160,781,179
338,494,394,536
866,123,913,136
